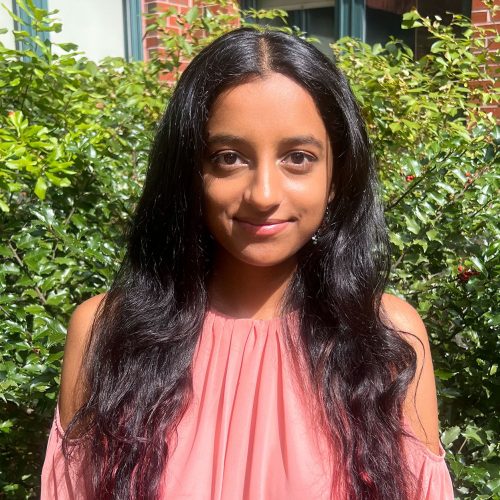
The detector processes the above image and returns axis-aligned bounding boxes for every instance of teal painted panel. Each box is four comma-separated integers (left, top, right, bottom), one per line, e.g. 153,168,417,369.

123,0,143,61
334,0,365,41
13,0,50,54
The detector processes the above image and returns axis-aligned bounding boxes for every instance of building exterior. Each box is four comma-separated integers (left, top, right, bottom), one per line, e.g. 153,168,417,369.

0,0,497,73
143,0,479,59
0,0,143,61
471,0,499,117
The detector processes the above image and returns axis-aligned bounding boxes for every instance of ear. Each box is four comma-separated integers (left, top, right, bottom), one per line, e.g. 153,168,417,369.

327,173,335,203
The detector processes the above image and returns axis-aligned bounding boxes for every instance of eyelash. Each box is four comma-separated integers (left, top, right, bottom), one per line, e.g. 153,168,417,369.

209,151,317,169
210,152,248,168
282,152,317,168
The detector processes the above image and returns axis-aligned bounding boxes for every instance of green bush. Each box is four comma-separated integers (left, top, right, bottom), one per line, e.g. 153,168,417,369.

0,1,498,498
333,10,499,498
0,2,169,496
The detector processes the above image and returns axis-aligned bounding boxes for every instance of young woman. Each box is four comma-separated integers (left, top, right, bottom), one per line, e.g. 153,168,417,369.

41,27,454,499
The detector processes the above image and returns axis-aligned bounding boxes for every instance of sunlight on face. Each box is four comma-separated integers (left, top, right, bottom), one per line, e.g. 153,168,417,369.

202,72,334,268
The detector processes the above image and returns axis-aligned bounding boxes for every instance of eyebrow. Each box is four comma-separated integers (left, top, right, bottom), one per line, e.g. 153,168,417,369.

205,134,324,151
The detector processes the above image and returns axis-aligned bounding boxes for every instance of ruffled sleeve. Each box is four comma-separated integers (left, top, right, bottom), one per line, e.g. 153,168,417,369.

403,425,455,500
41,401,90,500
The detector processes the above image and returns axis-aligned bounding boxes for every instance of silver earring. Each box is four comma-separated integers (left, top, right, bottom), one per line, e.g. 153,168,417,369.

324,206,331,221
312,206,330,245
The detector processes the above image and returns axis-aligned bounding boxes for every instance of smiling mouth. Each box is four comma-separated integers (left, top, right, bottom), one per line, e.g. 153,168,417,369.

234,218,294,236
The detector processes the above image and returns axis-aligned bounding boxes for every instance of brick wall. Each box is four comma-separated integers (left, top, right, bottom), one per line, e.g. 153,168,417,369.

142,0,194,63
143,0,499,115
471,0,499,117
141,0,239,81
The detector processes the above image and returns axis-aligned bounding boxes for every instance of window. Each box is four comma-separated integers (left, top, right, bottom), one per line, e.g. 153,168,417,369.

334,0,364,40
288,6,335,55
242,0,335,56
242,0,472,59
12,0,144,61
366,0,472,57
12,0,50,53
242,0,365,56
123,0,143,61
47,0,132,62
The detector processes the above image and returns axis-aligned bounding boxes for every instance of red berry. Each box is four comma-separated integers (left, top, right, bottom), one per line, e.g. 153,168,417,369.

465,172,471,177
457,267,480,283
405,175,415,182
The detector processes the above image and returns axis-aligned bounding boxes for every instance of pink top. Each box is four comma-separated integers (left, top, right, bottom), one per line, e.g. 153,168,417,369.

41,309,454,499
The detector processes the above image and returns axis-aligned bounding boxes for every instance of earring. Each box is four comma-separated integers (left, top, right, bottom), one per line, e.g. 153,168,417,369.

312,206,330,245
324,206,331,223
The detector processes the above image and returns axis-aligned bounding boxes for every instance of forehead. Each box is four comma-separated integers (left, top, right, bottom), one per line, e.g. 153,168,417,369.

206,73,329,143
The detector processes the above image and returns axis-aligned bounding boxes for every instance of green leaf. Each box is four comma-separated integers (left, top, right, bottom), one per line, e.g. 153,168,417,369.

470,256,485,273
401,10,424,29
463,426,484,445
34,176,47,200
403,215,420,235
0,420,14,433
441,426,461,447
435,369,455,380
0,198,10,213
389,232,404,250
185,6,199,24
45,172,71,187
414,239,428,252
57,42,78,52
426,229,441,242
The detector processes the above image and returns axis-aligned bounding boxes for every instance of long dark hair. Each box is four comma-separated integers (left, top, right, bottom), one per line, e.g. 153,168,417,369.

63,27,418,499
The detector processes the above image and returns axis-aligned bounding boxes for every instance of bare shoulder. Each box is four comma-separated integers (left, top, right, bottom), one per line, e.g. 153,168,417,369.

380,293,424,332
58,293,107,431
380,293,442,455
380,293,430,357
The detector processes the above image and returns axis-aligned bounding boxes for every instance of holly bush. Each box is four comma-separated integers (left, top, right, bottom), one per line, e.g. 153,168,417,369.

0,2,170,496
0,0,498,498
333,9,499,498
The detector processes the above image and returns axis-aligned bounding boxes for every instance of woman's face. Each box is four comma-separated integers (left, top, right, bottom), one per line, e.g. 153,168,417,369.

202,72,334,268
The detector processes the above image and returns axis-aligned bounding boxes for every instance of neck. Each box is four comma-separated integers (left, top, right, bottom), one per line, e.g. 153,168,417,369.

208,248,297,320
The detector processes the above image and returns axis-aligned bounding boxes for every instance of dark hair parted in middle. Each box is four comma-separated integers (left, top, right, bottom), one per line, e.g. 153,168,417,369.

63,27,418,499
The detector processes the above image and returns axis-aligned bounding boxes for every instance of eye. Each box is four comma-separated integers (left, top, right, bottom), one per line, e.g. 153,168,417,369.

210,151,247,168
282,151,317,169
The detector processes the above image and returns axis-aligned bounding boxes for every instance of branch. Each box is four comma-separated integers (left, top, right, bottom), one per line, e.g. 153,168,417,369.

20,69,34,114
7,241,47,305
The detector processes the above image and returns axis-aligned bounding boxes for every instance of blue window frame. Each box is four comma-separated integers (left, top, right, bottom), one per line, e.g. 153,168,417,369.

334,0,365,40
241,0,365,47
123,0,143,61
12,0,50,53
240,0,471,57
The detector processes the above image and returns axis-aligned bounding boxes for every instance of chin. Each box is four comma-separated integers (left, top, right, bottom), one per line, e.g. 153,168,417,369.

232,248,299,269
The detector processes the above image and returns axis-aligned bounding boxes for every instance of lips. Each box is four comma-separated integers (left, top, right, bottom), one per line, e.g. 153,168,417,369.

234,217,294,236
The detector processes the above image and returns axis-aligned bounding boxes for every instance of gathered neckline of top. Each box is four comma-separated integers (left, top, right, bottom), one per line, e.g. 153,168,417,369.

206,307,298,323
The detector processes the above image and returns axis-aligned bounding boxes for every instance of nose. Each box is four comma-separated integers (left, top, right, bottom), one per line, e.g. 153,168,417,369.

243,159,282,212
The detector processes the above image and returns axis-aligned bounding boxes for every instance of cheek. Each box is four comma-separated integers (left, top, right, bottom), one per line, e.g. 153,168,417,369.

288,173,330,219
202,180,236,229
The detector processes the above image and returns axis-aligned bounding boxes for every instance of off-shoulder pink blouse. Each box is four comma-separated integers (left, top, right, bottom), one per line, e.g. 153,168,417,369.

41,309,454,499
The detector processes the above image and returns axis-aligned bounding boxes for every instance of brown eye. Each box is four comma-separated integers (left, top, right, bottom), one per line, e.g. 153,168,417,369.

290,152,306,164
209,151,247,169
283,151,316,170
222,153,238,164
